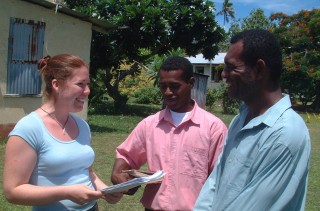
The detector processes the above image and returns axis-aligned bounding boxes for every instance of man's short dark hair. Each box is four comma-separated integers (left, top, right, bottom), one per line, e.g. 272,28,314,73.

231,29,282,80
160,56,194,81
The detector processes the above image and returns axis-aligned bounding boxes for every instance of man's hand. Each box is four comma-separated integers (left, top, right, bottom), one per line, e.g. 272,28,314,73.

101,192,123,204
125,185,141,195
111,158,141,195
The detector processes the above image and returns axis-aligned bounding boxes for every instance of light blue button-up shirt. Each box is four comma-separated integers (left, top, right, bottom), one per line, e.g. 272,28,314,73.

194,94,311,211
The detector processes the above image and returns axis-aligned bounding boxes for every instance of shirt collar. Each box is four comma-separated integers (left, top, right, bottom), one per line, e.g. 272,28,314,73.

159,100,201,125
240,94,292,129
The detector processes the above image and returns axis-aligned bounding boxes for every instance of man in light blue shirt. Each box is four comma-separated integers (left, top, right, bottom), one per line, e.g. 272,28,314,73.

194,29,311,211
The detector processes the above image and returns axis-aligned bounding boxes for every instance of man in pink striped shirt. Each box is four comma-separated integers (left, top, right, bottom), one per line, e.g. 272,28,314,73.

111,56,227,211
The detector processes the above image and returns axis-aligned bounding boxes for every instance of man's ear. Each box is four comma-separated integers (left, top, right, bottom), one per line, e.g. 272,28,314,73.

189,77,195,88
254,59,267,80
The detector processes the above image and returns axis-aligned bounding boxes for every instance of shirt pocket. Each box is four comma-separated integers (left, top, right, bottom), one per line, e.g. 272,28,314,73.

179,144,208,179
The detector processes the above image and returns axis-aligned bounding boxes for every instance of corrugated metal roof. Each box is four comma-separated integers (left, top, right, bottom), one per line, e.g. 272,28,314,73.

186,53,226,64
21,0,116,34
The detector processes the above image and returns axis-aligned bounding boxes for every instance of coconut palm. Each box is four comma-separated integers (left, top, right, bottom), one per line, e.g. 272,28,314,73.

217,0,235,27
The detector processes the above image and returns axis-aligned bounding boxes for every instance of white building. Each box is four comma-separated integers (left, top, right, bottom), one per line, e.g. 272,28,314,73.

0,0,114,137
186,53,226,89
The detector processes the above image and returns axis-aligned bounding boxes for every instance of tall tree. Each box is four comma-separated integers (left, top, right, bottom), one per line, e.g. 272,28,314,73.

219,8,272,52
271,9,320,110
241,8,273,30
64,0,225,107
217,0,235,27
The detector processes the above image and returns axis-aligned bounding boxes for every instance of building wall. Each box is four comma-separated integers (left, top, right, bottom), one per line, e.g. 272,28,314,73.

192,73,209,108
0,0,92,137
193,64,222,89
186,53,226,90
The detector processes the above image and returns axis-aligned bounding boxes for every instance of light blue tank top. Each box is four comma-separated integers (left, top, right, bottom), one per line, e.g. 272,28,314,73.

9,112,96,211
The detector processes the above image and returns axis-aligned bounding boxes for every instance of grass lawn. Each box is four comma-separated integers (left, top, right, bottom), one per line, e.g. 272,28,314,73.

0,103,319,210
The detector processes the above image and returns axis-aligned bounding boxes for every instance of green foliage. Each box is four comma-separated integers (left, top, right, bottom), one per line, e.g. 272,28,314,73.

134,86,162,105
205,88,219,109
223,8,320,111
241,9,274,30
89,68,108,109
220,8,273,52
271,9,320,110
116,59,163,105
206,82,240,114
281,54,318,106
215,63,225,73
118,61,153,97
64,0,225,108
228,19,242,37
217,0,235,27
148,48,187,86
221,89,240,114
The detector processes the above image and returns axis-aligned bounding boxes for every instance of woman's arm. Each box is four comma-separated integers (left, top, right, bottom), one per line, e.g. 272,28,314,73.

3,136,102,206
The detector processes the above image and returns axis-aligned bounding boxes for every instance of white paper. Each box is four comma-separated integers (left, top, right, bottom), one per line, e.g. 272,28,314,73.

101,170,165,194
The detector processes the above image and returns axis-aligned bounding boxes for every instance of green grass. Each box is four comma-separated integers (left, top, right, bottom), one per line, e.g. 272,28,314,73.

304,113,320,211
0,104,319,210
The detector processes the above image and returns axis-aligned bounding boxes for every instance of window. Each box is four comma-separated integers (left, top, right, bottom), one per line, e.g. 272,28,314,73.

211,66,222,82
7,18,46,95
195,66,204,74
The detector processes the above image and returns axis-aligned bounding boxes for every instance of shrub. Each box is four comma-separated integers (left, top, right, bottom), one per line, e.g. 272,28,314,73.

206,82,240,114
222,90,240,114
206,88,220,109
134,86,162,105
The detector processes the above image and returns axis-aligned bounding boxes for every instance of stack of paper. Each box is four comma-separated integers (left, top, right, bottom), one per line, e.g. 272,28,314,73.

101,170,165,194
123,169,154,177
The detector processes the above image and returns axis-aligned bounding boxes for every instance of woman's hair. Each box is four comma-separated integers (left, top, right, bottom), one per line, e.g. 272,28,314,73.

38,54,88,99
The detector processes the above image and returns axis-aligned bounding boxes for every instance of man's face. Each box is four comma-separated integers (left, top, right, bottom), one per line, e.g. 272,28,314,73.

221,41,257,102
159,69,194,112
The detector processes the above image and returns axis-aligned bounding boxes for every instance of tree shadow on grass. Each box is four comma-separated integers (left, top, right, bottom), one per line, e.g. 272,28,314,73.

292,104,320,114
89,124,118,133
88,101,162,117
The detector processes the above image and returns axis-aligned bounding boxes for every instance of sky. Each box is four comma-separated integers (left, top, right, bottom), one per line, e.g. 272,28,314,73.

213,0,320,28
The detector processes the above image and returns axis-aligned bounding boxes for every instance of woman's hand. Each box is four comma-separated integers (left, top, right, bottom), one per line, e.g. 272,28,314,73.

66,184,103,205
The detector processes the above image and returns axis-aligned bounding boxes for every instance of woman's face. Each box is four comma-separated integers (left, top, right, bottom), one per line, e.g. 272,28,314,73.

57,66,90,113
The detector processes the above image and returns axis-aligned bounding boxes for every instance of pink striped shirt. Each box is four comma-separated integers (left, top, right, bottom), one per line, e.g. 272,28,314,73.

116,102,227,210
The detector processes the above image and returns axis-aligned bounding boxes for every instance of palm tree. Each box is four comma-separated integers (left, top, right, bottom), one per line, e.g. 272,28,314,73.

217,0,235,27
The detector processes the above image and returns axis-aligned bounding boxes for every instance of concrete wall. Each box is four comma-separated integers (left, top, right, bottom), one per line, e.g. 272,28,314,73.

0,0,92,137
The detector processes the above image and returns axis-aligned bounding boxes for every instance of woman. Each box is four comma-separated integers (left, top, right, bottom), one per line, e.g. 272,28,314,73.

3,54,122,210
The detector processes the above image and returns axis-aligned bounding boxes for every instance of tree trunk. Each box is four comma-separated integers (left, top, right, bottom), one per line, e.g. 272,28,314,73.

311,93,320,112
104,81,128,109
113,95,128,108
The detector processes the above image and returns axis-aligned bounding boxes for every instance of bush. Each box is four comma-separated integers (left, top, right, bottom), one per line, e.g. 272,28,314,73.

134,86,162,105
222,90,240,114
206,83,240,114
206,88,220,109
